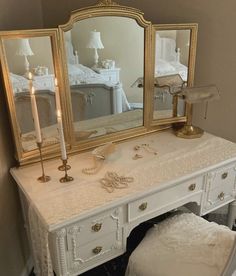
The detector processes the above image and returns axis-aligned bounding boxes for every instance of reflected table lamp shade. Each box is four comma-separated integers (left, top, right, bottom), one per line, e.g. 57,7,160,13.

155,74,186,94
87,30,104,68
176,85,220,138
15,38,34,75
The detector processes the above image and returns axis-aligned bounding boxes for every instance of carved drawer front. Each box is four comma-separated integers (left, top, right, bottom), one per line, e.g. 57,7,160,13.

203,164,236,211
66,208,121,248
128,177,203,222
67,231,124,274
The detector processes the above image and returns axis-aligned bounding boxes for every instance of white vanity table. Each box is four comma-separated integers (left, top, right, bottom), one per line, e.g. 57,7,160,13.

11,130,236,276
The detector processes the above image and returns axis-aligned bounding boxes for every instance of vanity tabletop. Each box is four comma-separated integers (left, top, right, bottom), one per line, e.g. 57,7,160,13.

11,130,236,231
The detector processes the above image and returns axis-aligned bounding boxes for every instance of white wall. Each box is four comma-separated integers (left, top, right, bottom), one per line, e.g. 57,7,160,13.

70,16,144,103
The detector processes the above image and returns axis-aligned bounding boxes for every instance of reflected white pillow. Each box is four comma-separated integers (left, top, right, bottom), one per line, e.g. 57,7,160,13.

156,59,175,74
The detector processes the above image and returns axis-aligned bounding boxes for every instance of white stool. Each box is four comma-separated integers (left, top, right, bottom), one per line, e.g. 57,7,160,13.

228,201,236,229
126,213,236,276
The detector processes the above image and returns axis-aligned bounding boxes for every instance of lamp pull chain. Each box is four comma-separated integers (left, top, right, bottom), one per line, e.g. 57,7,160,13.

204,101,209,119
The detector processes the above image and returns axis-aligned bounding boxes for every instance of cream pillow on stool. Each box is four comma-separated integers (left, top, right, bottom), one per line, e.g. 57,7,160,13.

125,213,236,276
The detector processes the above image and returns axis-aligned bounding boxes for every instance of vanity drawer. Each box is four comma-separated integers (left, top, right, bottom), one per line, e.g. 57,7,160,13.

67,231,124,272
203,164,236,211
128,177,203,222
66,208,122,248
206,165,236,190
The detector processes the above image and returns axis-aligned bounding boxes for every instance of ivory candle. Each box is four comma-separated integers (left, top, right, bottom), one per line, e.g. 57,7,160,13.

54,78,61,111
57,110,67,161
28,72,33,93
30,86,42,143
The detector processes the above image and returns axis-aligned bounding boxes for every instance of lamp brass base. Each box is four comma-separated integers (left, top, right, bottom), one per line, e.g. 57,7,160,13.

175,125,204,139
37,175,51,183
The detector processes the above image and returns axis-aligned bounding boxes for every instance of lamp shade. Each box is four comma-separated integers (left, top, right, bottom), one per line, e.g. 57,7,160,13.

87,30,104,49
181,85,220,104
15,38,34,56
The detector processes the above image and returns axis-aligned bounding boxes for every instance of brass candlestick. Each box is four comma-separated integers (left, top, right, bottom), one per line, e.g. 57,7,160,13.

37,142,51,182
59,159,74,183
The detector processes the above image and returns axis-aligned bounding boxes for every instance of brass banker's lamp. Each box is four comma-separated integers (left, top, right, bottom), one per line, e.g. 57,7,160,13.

176,85,220,138
155,75,220,138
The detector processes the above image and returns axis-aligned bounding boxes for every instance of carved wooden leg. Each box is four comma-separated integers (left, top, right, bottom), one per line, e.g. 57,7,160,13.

227,200,236,229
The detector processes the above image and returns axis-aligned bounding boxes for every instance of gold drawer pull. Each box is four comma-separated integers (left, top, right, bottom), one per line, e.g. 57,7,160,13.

222,172,228,179
218,192,225,201
188,184,196,191
92,246,102,254
92,223,102,232
139,202,148,211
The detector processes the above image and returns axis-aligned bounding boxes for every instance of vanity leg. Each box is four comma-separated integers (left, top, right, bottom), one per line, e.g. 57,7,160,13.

227,200,236,229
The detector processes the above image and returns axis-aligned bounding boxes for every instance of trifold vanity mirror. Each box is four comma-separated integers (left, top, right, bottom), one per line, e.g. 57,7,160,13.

0,0,197,165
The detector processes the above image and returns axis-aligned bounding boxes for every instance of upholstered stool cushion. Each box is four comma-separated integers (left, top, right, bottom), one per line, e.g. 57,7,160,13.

126,213,236,276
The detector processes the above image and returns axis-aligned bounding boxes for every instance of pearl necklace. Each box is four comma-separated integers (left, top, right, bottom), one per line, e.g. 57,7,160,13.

100,172,134,193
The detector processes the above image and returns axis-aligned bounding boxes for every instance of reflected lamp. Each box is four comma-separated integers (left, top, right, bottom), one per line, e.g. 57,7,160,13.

15,38,34,75
87,30,104,68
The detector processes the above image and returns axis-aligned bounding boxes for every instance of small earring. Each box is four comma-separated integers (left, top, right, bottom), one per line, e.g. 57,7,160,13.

134,145,140,151
132,153,143,160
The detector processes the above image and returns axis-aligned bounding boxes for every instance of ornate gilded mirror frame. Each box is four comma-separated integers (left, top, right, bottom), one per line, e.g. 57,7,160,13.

0,29,64,165
150,23,198,127
0,0,199,165
58,0,154,154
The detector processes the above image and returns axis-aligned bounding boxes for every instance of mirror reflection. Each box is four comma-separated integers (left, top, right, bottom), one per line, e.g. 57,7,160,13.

3,36,58,152
63,16,144,140
153,29,190,120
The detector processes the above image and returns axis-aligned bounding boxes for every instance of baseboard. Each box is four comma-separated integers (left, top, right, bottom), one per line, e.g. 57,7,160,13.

20,256,33,276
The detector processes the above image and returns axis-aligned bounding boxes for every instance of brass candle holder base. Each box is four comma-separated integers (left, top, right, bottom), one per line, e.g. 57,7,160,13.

37,142,51,182
59,159,74,183
38,175,51,183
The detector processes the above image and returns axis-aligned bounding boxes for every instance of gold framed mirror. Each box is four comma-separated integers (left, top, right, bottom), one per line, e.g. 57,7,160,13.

0,1,199,165
0,29,65,165
151,23,198,126
58,1,154,153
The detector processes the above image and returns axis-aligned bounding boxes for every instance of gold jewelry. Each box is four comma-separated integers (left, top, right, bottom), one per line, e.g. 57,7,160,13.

100,171,134,193
141,144,158,155
132,153,143,160
133,143,158,156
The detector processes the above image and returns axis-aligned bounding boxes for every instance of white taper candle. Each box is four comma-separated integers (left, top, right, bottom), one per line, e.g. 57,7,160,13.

30,86,42,143
54,78,61,111
57,110,67,160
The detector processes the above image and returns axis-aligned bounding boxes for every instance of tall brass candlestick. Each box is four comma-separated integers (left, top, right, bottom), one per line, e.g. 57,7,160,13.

37,142,51,182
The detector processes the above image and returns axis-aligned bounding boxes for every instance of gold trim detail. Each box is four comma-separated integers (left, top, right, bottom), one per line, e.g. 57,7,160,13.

96,0,119,6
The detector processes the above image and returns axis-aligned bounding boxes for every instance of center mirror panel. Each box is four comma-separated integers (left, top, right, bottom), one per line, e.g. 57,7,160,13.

62,16,145,141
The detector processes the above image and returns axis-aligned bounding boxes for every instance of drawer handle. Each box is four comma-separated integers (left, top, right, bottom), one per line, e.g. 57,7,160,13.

218,192,225,201
92,223,102,232
222,172,228,179
92,246,102,254
139,202,148,211
188,184,196,191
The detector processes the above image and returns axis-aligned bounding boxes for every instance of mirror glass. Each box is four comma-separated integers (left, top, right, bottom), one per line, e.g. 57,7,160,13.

63,16,144,140
3,36,59,152
153,29,191,120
